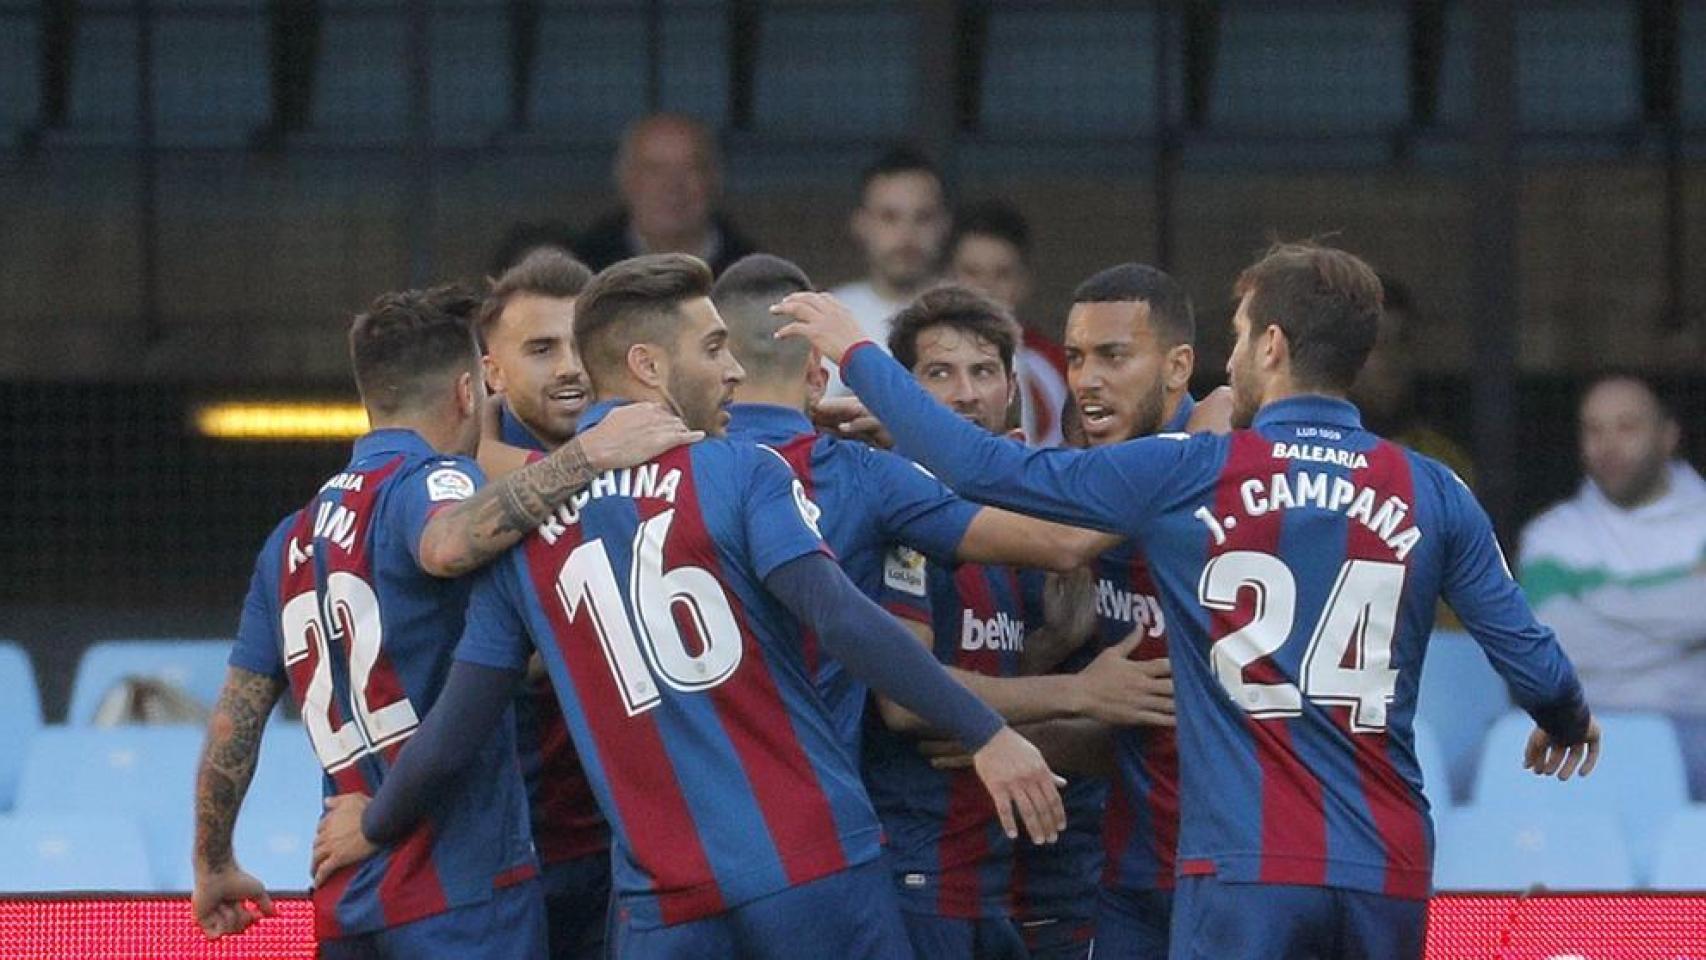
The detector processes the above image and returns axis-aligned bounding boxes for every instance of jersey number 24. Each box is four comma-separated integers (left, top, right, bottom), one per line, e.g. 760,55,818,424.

1199,552,1405,733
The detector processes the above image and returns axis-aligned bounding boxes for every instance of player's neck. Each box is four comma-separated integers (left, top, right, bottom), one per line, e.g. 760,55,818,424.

1262,374,1347,410
370,410,463,455
734,379,809,413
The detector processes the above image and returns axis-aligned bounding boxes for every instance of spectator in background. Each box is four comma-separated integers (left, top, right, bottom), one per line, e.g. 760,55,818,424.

949,200,1070,446
1350,275,1474,485
568,113,755,274
1520,373,1706,797
826,147,952,395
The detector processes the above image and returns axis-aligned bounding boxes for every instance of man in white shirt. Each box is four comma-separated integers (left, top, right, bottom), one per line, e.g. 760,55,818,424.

1519,373,1706,796
826,147,951,396
948,200,1070,446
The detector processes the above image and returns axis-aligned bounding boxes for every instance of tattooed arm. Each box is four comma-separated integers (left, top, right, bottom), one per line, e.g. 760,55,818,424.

191,666,285,940
416,401,702,578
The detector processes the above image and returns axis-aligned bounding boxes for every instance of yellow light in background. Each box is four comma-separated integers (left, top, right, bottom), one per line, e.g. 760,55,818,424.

194,401,369,441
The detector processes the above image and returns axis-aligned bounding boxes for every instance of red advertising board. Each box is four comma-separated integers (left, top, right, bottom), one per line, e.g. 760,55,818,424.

2,894,1703,958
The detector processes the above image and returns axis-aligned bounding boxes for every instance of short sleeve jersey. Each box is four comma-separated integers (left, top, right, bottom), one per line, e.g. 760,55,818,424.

229,429,534,940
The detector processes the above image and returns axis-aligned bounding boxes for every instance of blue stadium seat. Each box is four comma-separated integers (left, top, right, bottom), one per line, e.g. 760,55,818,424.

1412,718,1451,813
67,639,233,725
232,722,320,891
1470,711,1688,884
1649,805,1706,890
0,643,43,811
14,726,203,890
1415,631,1510,802
1435,806,1633,891
0,814,156,892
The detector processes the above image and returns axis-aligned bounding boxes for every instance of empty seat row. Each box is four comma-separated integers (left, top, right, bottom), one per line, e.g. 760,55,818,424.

2,724,319,891
1436,803,1706,892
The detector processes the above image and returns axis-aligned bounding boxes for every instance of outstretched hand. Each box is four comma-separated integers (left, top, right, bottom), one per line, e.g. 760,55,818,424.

771,292,870,371
971,727,1067,845
1523,718,1601,781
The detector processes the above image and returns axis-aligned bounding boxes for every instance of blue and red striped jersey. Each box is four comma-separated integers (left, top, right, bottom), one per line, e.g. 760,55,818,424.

497,404,611,865
454,401,882,929
727,403,979,753
845,346,1588,901
229,429,535,940
863,561,1042,919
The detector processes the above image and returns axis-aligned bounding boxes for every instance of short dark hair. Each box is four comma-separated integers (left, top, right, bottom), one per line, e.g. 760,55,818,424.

951,200,1031,263
1071,263,1196,348
710,254,816,379
888,284,1019,375
574,254,714,389
859,145,942,202
478,248,594,347
1234,242,1384,393
349,285,482,417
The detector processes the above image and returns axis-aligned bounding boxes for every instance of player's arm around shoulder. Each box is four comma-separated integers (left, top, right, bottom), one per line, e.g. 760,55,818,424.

416,404,703,578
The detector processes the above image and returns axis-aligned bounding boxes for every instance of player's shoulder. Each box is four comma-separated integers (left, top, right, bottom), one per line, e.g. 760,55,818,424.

1382,439,1472,504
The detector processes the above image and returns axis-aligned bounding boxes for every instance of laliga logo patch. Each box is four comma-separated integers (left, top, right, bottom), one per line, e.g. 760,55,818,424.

426,468,476,502
883,546,927,597
791,479,823,536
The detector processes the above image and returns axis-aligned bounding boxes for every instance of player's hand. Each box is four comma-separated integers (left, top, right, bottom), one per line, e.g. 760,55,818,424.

812,396,892,448
312,793,379,887
1523,718,1602,781
1187,386,1235,435
971,726,1067,845
1073,638,1175,727
192,865,276,940
771,292,868,370
574,402,703,471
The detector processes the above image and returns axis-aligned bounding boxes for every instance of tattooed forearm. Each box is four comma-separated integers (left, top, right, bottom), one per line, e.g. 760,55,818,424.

420,438,598,577
194,668,285,872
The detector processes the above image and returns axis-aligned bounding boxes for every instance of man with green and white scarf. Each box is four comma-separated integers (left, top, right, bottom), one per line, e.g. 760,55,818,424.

1520,373,1706,796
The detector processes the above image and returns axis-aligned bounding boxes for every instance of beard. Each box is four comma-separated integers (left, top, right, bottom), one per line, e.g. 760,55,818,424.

666,365,726,437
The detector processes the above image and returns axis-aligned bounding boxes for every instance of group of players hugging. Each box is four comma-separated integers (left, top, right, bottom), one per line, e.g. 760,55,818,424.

186,240,1600,960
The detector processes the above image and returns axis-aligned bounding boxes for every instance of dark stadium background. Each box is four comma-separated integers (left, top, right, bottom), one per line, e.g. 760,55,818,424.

1,0,1702,723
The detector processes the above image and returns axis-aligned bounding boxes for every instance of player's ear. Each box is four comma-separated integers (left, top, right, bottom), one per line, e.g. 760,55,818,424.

804,349,828,403
626,342,666,388
1164,342,1195,392
455,370,479,418
480,353,503,394
1261,323,1289,372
